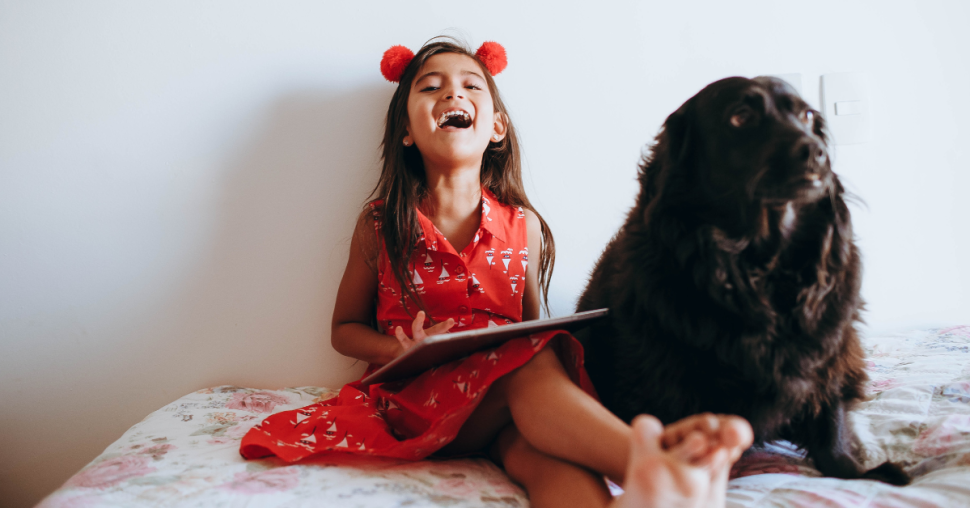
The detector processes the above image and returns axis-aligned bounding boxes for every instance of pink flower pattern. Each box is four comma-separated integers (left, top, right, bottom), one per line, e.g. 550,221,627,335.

64,456,156,489
207,423,253,445
220,467,299,494
434,477,476,497
225,391,290,414
914,415,970,456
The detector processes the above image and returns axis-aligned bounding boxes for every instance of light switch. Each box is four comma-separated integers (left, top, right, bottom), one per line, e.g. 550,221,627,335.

835,100,863,116
821,72,871,144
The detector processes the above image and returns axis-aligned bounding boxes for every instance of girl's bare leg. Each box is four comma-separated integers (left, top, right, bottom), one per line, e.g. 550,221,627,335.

494,425,612,508
495,346,632,482
438,345,629,477
443,343,754,507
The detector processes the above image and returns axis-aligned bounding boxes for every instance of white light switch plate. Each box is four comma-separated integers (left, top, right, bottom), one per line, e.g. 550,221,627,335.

821,72,871,145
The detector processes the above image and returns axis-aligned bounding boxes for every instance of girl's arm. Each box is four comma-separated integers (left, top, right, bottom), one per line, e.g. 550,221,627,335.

331,213,454,365
521,209,543,322
331,213,403,365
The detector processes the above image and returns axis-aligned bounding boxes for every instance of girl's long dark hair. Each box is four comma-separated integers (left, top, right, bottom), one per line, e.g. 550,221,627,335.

371,36,556,318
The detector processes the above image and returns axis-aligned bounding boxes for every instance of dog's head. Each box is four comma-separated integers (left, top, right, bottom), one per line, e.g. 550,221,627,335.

649,76,831,217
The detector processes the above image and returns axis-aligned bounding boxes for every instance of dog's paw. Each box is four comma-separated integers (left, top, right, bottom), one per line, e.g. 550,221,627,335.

862,462,911,486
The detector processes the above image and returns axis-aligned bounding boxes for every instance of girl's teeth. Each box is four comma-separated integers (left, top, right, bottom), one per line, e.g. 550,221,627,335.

437,111,469,127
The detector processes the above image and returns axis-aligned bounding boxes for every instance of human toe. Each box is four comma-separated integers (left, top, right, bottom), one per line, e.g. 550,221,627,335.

631,414,665,454
717,415,753,460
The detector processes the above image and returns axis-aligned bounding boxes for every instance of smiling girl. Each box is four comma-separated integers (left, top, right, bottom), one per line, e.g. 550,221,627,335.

240,37,752,508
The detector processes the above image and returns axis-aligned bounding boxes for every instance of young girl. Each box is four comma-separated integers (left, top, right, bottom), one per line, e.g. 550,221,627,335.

240,37,753,508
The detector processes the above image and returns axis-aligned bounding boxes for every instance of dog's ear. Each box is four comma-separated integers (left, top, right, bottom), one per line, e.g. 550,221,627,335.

638,100,695,211
660,100,694,168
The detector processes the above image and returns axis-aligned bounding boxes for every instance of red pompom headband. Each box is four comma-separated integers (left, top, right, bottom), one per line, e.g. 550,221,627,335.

380,41,507,83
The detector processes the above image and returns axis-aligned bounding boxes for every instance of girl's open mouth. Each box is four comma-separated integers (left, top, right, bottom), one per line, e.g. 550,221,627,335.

437,109,472,129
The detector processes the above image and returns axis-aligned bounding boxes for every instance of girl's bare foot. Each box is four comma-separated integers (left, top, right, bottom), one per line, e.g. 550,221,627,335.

612,414,753,508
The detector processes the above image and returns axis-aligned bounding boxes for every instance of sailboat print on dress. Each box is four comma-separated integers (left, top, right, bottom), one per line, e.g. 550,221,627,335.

509,274,520,295
519,248,528,272
500,248,513,272
296,426,317,451
530,335,543,349
379,274,397,297
423,252,435,271
482,197,492,221
485,249,495,268
516,206,525,219
336,434,350,448
470,273,483,293
453,379,470,395
437,261,450,284
410,263,426,294
325,420,338,437
293,411,311,426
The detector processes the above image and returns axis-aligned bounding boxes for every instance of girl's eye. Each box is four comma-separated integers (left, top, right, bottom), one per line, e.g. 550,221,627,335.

421,86,439,92
465,84,482,90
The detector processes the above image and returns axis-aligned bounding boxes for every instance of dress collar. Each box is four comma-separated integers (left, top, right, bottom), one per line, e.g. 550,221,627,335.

478,188,508,243
414,187,508,252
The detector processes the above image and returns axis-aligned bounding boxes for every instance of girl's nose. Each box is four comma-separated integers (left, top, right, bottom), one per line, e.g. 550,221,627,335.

444,84,464,100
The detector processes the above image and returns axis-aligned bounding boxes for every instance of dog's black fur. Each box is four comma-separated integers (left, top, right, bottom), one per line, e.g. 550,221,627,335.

576,76,909,485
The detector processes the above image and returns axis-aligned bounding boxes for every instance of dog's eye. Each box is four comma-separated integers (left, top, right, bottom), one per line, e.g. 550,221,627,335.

730,107,754,128
800,110,816,125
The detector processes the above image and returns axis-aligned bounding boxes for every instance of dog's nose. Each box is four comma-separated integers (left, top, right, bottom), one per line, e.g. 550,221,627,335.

792,140,826,166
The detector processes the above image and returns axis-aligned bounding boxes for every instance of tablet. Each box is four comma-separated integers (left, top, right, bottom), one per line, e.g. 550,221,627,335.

360,308,609,386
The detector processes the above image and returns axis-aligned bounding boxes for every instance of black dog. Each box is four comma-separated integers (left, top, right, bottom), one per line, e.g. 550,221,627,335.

576,76,909,485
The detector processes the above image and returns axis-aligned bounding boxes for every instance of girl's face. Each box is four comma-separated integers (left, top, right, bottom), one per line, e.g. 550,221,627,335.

406,53,507,170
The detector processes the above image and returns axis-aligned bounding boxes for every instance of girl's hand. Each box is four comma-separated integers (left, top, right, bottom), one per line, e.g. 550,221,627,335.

393,311,455,355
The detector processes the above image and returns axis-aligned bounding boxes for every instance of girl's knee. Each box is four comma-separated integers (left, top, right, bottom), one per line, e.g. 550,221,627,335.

494,426,543,483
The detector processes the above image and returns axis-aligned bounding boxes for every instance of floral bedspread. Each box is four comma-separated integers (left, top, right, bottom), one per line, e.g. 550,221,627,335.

40,326,970,507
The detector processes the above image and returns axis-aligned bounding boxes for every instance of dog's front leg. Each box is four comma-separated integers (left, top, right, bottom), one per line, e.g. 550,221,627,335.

801,402,910,485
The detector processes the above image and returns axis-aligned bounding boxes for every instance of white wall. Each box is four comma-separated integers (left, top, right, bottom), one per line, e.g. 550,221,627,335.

2,1,967,505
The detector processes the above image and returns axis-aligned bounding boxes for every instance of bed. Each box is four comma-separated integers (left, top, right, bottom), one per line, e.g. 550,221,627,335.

39,325,970,507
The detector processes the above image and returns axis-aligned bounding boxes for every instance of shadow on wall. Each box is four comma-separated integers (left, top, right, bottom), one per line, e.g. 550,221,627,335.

14,85,393,508
171,84,394,391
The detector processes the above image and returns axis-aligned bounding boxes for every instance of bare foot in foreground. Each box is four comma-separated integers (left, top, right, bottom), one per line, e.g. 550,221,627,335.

612,414,753,508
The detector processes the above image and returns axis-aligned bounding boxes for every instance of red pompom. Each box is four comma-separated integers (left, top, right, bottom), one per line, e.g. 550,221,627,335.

475,41,507,76
381,45,414,83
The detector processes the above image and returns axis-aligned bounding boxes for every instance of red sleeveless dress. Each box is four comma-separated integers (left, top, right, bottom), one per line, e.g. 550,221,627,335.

240,189,597,461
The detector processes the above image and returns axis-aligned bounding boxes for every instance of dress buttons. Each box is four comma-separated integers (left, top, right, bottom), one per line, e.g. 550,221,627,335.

455,266,464,274
458,305,469,313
